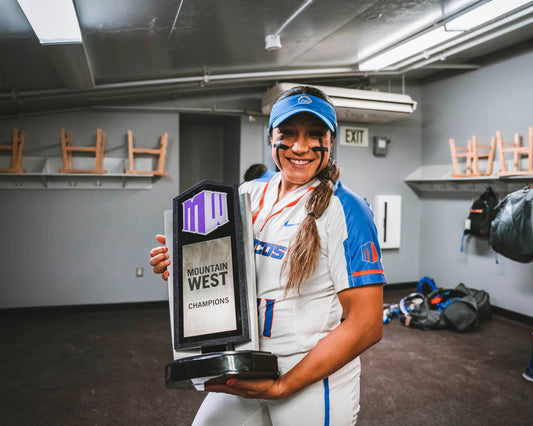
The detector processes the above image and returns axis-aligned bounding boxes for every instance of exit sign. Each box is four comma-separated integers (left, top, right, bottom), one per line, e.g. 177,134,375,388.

340,126,368,147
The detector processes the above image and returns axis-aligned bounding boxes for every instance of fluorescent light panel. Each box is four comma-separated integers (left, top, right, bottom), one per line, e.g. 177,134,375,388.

446,0,532,31
358,0,533,71
358,9,443,63
393,2,533,71
17,0,82,44
410,13,533,70
359,27,457,71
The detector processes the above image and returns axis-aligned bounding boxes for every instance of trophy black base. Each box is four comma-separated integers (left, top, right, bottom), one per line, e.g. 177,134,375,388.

165,350,279,390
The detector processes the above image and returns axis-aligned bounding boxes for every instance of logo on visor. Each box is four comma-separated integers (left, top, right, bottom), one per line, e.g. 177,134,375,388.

297,95,312,105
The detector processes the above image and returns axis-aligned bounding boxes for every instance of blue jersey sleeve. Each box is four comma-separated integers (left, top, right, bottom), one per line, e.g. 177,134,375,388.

329,181,386,288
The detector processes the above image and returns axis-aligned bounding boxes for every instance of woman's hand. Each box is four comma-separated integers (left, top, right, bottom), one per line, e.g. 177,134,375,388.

205,285,383,400
149,234,170,281
205,377,288,400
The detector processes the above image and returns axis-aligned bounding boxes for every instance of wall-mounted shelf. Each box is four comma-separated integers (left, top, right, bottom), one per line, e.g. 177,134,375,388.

0,156,161,189
405,162,533,193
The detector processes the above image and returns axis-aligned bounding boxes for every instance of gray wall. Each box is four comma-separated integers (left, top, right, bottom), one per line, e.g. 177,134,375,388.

420,49,533,316
0,110,179,308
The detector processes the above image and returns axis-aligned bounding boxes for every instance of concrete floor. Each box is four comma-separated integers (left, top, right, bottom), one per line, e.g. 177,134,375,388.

1,288,531,425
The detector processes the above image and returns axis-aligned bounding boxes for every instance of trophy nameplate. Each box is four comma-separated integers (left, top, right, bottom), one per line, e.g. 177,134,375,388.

164,180,279,390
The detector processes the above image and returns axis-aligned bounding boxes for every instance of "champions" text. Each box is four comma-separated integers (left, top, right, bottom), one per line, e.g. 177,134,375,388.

188,297,230,310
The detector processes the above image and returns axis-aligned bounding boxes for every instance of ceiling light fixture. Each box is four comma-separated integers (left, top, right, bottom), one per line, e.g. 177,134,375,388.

264,0,313,50
410,13,533,70
445,0,532,31
358,0,532,71
17,0,82,44
392,3,533,71
359,27,457,71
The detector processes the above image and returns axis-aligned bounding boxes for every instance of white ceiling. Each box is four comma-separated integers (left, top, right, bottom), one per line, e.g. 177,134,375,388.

1,0,532,117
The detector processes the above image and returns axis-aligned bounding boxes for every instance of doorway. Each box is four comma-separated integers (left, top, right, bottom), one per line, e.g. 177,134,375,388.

179,114,241,192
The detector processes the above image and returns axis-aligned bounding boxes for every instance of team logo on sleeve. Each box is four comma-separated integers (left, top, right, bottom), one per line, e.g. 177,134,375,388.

361,241,379,263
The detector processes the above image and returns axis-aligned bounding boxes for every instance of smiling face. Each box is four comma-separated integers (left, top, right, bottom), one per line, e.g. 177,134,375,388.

270,112,334,193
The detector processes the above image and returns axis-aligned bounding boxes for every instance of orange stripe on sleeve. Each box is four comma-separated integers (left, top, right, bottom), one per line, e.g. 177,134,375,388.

353,269,384,277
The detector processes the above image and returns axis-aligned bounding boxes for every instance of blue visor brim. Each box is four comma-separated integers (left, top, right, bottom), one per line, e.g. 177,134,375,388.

268,94,337,134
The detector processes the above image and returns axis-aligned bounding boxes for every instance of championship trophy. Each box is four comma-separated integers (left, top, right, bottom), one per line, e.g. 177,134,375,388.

164,180,279,390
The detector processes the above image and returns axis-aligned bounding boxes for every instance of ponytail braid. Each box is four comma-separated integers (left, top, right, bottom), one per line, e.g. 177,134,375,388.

281,160,340,294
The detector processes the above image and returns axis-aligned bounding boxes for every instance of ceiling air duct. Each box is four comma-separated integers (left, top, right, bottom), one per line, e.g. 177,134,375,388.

262,83,417,124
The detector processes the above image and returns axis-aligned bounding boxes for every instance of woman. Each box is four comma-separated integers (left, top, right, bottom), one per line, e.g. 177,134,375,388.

150,86,385,425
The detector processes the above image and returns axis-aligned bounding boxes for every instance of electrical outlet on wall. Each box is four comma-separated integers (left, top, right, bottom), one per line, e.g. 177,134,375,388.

136,267,144,277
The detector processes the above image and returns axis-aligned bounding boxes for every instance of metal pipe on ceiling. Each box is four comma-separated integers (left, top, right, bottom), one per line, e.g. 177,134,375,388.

90,105,263,115
0,66,404,102
166,0,185,48
96,67,359,90
275,0,313,36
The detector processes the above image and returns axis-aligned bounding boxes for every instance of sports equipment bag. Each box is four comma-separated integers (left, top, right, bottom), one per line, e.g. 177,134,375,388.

490,186,533,263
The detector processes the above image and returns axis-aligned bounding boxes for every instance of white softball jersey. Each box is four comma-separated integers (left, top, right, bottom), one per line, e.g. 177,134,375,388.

240,172,386,364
